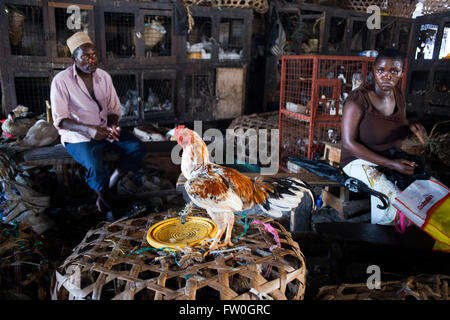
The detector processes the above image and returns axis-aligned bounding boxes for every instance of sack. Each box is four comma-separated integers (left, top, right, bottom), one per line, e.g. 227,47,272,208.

0,180,53,234
392,178,450,252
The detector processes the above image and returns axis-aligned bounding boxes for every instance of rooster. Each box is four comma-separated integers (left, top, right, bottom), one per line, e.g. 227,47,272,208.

171,126,315,251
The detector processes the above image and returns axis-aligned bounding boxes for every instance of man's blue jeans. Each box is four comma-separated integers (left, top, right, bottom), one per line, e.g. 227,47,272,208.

65,130,146,191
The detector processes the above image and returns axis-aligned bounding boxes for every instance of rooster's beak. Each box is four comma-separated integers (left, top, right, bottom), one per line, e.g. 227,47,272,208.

170,135,176,141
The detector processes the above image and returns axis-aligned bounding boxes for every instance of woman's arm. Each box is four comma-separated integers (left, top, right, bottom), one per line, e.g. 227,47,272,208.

341,101,416,175
409,123,428,144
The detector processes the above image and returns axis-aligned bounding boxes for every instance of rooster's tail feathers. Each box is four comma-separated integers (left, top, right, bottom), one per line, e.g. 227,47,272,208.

257,178,316,218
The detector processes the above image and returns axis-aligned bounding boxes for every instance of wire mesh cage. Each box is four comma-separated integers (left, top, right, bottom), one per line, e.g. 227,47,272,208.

329,17,347,53
187,16,212,60
280,113,310,170
144,14,171,58
280,54,408,170
415,23,439,60
350,19,370,54
14,76,50,115
105,12,135,59
186,73,215,115
143,79,174,113
111,74,139,118
279,11,302,54
0,81,3,116
376,19,397,53
278,10,322,55
279,55,380,169
219,18,244,61
6,4,45,56
55,7,90,58
409,70,429,95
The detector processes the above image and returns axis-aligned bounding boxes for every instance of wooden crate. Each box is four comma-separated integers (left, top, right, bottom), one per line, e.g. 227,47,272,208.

51,210,307,300
320,143,370,219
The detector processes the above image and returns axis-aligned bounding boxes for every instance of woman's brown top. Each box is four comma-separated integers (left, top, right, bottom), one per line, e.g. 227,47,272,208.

340,83,410,168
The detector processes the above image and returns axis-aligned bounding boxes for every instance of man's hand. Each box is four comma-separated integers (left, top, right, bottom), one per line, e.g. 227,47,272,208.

410,123,428,144
389,158,416,175
87,125,109,140
106,125,121,141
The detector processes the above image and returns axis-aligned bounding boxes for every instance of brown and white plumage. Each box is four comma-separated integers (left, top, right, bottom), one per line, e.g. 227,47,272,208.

16,119,59,147
172,126,315,250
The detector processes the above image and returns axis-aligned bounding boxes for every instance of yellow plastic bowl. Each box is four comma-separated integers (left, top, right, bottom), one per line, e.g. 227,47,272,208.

187,52,202,59
146,216,218,250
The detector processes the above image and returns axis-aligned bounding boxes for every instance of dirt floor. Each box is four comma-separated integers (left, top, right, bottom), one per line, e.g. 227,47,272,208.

2,161,449,301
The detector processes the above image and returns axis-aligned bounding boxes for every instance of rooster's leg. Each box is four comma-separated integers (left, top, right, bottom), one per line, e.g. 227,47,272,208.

208,211,228,250
209,226,225,251
223,212,235,247
179,202,194,224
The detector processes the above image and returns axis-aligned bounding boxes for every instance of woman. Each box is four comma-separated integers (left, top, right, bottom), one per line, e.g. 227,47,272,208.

340,48,428,225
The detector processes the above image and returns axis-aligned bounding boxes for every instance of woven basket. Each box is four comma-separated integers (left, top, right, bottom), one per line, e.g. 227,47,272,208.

0,222,48,300
422,0,450,15
144,25,165,50
386,0,419,18
342,0,386,12
317,274,450,300
228,112,279,165
51,210,306,300
185,0,269,14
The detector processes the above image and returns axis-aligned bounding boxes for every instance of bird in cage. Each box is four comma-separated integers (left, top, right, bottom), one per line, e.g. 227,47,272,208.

161,99,173,111
145,88,160,112
328,129,337,144
121,89,140,117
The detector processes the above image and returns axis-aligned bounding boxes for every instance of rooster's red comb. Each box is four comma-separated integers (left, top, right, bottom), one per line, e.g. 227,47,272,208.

175,125,185,131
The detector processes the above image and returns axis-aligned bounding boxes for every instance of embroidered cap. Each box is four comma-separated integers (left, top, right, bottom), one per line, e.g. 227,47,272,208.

66,31,93,55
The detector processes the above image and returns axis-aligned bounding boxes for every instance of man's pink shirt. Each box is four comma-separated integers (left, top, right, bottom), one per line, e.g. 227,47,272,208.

50,65,122,145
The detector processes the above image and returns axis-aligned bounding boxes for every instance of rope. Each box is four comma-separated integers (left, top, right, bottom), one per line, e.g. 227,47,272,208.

2,221,43,249
236,211,249,240
126,246,180,267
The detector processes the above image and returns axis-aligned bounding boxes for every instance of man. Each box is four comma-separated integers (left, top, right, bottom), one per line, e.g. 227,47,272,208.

50,32,146,221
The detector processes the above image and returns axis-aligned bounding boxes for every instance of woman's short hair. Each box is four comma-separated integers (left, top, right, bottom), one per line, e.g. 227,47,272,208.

375,48,405,68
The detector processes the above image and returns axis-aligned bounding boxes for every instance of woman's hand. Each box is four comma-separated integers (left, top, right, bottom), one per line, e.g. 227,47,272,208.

410,123,428,144
389,158,416,175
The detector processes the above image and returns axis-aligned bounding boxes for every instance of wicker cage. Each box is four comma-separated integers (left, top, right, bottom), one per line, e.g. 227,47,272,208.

422,0,450,15
341,0,387,12
317,274,450,300
51,210,306,300
185,0,269,14
144,24,165,50
386,0,419,18
227,112,279,165
0,222,48,300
